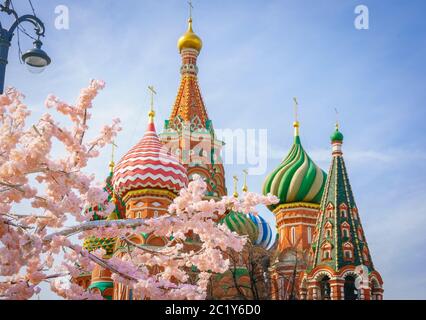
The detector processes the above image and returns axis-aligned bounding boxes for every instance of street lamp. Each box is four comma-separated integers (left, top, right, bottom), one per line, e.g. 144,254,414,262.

0,0,51,94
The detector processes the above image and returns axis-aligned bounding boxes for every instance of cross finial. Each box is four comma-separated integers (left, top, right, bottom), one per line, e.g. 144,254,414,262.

293,97,300,136
109,140,118,173
242,169,248,192
148,85,157,122
232,175,239,198
334,107,339,130
293,97,299,123
188,0,193,19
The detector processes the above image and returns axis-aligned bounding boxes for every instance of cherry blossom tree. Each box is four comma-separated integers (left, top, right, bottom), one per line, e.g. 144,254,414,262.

0,82,278,300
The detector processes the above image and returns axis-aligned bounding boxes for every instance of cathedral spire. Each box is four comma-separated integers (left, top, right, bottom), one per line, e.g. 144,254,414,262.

304,123,383,300
168,3,208,127
160,6,227,198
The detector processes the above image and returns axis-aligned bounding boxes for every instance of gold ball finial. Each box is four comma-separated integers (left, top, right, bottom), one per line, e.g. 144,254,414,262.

232,175,239,198
242,169,248,193
148,110,156,123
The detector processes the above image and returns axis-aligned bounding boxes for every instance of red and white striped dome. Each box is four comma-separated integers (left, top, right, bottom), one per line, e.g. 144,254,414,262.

112,121,188,198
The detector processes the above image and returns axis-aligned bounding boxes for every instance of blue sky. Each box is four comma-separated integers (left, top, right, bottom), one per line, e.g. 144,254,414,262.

5,0,426,299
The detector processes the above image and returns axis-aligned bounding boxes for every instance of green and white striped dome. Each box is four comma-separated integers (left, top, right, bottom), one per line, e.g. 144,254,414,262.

220,211,259,243
263,123,327,210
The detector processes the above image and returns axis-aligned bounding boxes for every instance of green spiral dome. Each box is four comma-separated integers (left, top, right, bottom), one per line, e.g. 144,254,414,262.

220,211,259,243
262,133,327,210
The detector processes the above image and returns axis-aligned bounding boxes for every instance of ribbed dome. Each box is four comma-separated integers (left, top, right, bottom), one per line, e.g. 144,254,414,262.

112,121,188,198
248,213,274,249
220,211,259,243
262,125,327,210
177,18,203,52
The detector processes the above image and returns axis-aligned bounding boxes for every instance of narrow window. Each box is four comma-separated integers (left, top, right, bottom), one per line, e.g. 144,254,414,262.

343,229,349,238
344,250,352,259
323,250,331,260
307,227,312,244
291,227,296,244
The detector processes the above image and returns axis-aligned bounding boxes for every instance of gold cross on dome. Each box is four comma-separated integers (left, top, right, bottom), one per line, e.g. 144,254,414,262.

242,169,248,192
293,97,299,122
233,175,239,198
148,85,157,121
188,0,194,19
109,140,118,173
148,85,157,111
334,107,339,129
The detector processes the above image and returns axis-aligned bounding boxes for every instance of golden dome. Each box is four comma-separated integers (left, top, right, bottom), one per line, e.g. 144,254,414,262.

177,18,203,53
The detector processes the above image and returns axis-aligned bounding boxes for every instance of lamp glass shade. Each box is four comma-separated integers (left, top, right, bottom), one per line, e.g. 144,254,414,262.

21,43,51,74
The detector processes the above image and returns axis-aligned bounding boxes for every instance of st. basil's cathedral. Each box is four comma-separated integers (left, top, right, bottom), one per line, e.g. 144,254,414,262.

75,10,384,301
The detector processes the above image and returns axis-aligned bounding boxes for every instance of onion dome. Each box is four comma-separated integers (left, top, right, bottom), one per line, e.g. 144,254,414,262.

83,170,124,255
331,124,344,142
262,121,327,210
248,213,274,249
112,114,188,198
220,211,259,243
177,18,203,53
83,237,116,256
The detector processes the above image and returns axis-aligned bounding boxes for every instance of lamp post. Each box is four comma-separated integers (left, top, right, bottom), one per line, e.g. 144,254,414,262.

0,0,51,94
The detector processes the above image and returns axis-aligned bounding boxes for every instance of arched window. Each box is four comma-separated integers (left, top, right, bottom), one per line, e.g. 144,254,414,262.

343,242,354,261
344,275,359,300
319,275,331,300
291,227,296,244
370,278,382,300
324,221,333,239
321,242,332,261
343,229,349,238
323,251,330,260
344,250,352,259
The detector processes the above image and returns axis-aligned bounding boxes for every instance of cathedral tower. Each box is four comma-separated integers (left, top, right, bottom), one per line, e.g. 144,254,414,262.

159,14,227,198
302,125,383,300
111,97,189,300
262,103,327,299
79,156,125,300
112,98,188,246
